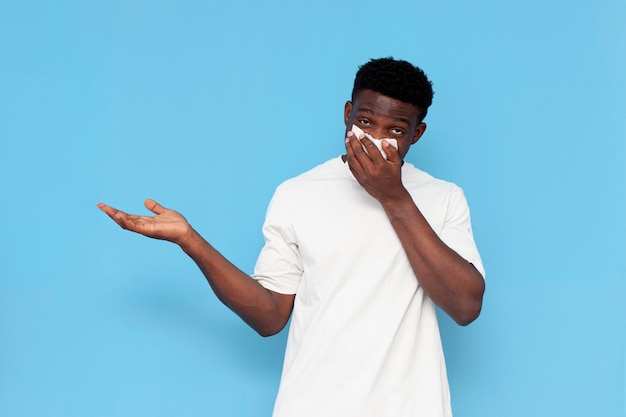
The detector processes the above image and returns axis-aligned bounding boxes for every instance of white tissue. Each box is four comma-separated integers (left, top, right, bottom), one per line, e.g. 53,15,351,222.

350,125,398,160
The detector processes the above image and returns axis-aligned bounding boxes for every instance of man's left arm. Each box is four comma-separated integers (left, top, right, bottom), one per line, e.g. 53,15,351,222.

345,135,485,326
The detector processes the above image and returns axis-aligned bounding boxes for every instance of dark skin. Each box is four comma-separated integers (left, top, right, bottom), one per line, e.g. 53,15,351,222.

97,199,295,337
97,88,484,335
344,89,485,325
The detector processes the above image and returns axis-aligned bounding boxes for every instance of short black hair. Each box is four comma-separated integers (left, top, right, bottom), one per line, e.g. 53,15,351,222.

351,57,434,122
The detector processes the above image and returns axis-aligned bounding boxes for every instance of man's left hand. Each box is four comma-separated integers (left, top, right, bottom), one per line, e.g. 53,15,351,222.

344,132,408,203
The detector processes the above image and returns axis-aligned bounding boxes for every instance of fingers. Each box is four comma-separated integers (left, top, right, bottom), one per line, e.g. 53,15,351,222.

381,140,400,164
345,134,383,169
144,198,167,215
98,199,166,217
97,202,152,231
345,132,368,161
350,133,386,160
97,202,132,229
345,134,365,172
361,137,386,162
96,202,119,219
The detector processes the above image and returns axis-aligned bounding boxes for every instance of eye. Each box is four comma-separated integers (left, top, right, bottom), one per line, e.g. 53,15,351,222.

358,119,371,126
391,128,405,135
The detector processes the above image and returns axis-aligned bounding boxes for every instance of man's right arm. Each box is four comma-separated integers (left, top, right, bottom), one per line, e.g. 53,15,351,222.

97,199,294,337
178,228,294,336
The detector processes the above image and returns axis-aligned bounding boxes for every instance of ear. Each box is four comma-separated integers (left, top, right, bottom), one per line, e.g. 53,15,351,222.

411,123,427,145
344,101,353,126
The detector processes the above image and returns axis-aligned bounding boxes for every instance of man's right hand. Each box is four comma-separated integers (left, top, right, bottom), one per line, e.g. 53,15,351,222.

97,198,192,246
97,198,295,336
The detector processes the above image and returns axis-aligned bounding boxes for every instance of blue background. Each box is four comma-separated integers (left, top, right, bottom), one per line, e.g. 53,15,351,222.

1,1,624,416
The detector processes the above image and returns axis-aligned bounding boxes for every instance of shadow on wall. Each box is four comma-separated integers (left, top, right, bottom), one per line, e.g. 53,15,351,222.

116,282,288,376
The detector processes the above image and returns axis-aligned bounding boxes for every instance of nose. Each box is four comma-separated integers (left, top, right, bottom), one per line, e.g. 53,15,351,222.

368,127,386,140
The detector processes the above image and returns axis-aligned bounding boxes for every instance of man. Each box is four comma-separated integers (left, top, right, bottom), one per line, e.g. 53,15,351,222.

98,57,485,417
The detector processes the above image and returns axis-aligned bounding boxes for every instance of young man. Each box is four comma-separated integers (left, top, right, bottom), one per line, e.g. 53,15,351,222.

98,57,485,417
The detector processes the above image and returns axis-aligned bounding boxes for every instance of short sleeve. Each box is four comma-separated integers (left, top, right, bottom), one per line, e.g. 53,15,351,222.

439,186,486,279
252,187,303,294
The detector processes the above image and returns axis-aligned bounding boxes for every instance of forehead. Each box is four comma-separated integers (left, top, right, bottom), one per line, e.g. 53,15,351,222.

352,89,421,123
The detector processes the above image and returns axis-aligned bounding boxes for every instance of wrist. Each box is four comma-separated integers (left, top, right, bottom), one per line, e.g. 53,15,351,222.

176,225,199,252
378,187,412,208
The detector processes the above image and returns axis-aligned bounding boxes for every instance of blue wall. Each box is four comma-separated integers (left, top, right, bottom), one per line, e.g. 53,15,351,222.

1,1,624,416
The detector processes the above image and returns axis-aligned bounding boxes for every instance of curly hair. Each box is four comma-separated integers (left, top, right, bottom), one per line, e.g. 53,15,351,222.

351,57,434,122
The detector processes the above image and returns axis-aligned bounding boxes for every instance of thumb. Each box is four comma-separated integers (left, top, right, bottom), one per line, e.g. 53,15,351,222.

144,198,167,215
382,140,400,163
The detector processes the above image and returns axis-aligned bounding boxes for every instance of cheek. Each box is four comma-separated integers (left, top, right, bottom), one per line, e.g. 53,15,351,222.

398,141,413,157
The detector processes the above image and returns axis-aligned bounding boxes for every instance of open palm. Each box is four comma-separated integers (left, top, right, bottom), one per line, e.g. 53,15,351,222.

97,198,192,244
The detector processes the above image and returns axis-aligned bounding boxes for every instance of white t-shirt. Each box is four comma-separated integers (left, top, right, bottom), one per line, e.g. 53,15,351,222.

253,156,484,417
